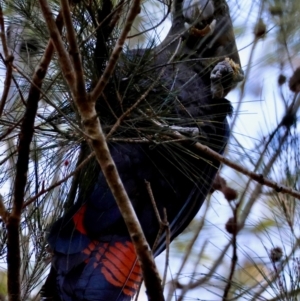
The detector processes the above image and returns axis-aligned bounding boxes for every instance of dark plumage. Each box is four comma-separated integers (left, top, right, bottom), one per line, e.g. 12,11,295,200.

42,1,242,300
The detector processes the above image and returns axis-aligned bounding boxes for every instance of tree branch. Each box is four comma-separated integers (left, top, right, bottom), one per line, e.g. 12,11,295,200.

7,13,63,301
39,0,75,93
0,5,13,117
90,0,141,102
150,122,300,200
60,0,87,101
40,1,165,300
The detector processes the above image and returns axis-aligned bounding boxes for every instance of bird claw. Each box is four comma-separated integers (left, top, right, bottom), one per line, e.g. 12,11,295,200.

210,58,244,98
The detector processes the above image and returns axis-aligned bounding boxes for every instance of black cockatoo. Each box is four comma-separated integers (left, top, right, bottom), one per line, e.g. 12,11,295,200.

42,0,243,300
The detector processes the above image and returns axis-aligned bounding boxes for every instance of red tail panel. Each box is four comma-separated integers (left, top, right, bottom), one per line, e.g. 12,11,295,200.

55,238,142,301
73,204,87,235
81,240,142,297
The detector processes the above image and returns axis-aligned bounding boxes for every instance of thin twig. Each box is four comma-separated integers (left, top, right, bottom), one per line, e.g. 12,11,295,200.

250,240,300,301
39,0,75,93
197,140,299,198
169,200,210,301
142,116,300,200
81,1,124,47
0,117,23,141
145,181,170,290
0,4,9,57
61,0,87,103
145,180,162,223
109,137,150,143
0,55,13,118
10,62,90,139
0,5,13,117
127,0,171,39
174,200,209,276
222,204,239,301
90,0,142,102
238,130,290,228
162,208,170,289
23,152,95,208
230,1,264,131
158,126,300,199
178,240,232,291
63,145,91,212
0,149,18,166
106,38,182,139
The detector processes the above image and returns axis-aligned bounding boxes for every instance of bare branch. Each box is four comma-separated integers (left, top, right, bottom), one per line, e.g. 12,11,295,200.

222,204,240,301
90,0,141,102
0,4,9,58
0,5,13,117
39,0,165,299
160,127,300,200
7,13,63,301
0,55,13,118
78,98,165,301
39,0,75,92
194,140,300,199
0,194,9,224
60,0,87,101
137,106,300,201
